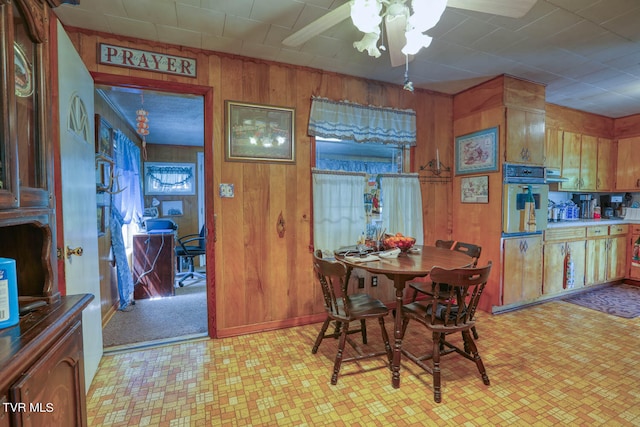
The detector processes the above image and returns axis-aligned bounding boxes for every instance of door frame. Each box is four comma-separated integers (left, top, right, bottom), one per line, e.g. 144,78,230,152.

91,73,216,338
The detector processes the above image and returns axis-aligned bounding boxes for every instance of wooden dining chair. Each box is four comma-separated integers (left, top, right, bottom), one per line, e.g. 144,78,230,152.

312,251,393,385
400,261,492,403
408,240,482,339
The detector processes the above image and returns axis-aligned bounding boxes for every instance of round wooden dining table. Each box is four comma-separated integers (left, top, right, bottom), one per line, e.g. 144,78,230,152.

337,245,473,388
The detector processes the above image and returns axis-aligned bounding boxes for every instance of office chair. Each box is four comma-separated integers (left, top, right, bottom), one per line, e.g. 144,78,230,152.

175,226,206,287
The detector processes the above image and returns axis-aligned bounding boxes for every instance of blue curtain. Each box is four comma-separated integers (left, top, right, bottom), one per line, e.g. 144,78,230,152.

111,130,143,309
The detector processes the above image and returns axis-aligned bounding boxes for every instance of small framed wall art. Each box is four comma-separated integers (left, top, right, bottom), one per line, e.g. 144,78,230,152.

455,127,498,176
225,100,295,164
461,175,489,204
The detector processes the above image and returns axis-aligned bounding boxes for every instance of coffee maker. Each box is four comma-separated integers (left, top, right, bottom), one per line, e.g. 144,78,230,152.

573,194,592,219
601,195,624,218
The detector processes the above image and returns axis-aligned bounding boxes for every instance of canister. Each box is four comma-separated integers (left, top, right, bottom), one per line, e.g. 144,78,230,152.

0,258,19,329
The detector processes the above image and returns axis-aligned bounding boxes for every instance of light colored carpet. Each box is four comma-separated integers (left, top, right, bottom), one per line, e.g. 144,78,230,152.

102,280,207,349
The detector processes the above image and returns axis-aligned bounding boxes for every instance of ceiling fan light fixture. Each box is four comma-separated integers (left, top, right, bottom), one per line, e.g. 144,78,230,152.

351,0,383,34
354,31,382,57
402,30,432,55
408,0,447,32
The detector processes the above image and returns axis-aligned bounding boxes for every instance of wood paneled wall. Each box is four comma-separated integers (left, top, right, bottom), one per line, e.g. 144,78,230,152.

63,26,454,337
546,103,614,137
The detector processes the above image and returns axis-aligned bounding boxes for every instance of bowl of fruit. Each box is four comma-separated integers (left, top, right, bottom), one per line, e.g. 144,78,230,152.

382,233,416,253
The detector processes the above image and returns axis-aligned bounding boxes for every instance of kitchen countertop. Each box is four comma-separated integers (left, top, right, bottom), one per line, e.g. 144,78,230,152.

547,218,638,228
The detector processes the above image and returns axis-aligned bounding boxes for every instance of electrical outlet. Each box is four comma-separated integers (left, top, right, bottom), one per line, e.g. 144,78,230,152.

358,277,365,289
371,276,378,287
219,183,234,198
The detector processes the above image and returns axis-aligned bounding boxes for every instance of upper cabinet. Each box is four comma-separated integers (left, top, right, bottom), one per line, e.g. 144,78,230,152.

0,0,54,210
559,132,597,192
505,108,545,165
596,137,615,191
544,126,562,170
616,137,640,190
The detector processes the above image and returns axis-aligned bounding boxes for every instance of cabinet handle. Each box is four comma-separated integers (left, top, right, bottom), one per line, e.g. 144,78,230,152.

637,178,640,188
519,240,528,254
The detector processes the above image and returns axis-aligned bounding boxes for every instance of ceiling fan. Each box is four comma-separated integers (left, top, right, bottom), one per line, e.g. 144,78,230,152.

283,0,537,67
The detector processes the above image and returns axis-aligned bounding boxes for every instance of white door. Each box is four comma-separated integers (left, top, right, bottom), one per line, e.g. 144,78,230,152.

57,21,102,390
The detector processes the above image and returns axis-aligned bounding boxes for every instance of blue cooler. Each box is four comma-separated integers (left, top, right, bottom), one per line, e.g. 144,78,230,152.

0,258,19,329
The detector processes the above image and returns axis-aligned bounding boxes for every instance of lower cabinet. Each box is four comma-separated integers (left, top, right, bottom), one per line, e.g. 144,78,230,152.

543,239,586,295
0,295,92,427
502,235,543,305
586,225,627,286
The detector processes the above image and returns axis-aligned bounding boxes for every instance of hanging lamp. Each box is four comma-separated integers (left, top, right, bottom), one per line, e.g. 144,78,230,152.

136,94,150,159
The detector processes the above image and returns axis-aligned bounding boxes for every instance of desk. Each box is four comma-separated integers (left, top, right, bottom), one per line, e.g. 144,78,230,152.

338,245,472,388
132,233,176,299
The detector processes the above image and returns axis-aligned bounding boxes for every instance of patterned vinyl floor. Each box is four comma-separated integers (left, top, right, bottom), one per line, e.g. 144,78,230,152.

87,300,640,426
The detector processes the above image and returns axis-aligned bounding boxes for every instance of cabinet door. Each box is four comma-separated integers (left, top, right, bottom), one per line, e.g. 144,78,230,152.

560,131,581,191
579,134,598,191
596,138,615,191
544,126,562,170
506,109,545,165
503,236,542,305
543,241,565,295
607,236,627,281
544,240,586,295
616,137,640,190
10,321,87,427
586,238,607,285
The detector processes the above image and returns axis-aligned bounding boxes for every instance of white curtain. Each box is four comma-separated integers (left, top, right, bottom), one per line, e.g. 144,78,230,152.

308,97,416,146
312,169,366,252
380,174,424,245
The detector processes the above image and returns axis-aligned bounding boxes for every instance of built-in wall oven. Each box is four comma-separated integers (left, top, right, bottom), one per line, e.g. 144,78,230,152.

502,163,549,236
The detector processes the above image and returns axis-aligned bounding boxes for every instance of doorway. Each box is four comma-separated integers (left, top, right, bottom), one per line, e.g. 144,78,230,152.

92,78,215,351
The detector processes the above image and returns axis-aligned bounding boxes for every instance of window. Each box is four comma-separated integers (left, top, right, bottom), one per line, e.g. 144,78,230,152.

313,138,421,252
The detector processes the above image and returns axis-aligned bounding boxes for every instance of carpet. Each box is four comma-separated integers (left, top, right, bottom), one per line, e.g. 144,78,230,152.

563,284,640,318
102,281,208,348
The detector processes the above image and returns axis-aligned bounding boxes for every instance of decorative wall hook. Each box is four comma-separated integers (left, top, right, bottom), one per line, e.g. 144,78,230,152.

418,159,451,183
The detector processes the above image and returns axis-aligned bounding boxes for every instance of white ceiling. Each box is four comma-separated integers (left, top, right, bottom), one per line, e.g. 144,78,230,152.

55,0,640,146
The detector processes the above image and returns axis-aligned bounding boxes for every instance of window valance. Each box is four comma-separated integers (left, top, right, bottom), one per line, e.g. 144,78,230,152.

308,97,416,146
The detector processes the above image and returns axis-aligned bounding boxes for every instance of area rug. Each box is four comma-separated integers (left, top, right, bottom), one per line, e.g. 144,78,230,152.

563,284,640,318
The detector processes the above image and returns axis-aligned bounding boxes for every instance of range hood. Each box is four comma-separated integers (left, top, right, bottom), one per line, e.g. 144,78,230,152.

545,168,569,183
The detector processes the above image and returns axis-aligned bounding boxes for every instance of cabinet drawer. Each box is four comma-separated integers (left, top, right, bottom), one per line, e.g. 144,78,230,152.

630,225,640,235
609,224,628,235
545,227,585,241
586,225,608,237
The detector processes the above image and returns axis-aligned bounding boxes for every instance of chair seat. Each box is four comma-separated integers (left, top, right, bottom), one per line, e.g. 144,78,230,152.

336,294,389,318
403,301,474,332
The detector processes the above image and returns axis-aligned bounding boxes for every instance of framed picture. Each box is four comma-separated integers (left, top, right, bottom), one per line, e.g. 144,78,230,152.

225,100,295,164
162,200,183,216
455,127,498,175
144,162,196,195
96,155,112,192
461,175,489,203
95,114,113,157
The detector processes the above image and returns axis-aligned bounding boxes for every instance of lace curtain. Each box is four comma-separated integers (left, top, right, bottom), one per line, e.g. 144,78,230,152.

111,130,144,309
308,97,416,146
380,174,424,244
312,169,367,252
315,158,398,174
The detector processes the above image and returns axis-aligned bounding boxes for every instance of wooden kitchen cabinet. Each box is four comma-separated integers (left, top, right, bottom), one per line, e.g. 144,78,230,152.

585,224,627,286
596,138,615,191
502,235,543,305
543,227,586,295
505,108,545,165
560,131,597,191
616,136,640,190
544,126,562,170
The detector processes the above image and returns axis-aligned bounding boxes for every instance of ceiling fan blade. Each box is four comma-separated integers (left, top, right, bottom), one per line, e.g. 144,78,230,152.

385,14,411,67
282,2,352,47
447,0,537,18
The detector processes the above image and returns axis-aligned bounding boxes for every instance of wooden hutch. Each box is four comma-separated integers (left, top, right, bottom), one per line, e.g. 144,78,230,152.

0,1,91,426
